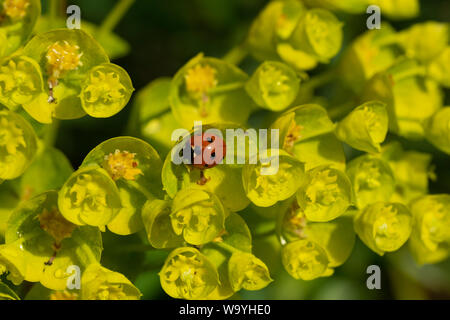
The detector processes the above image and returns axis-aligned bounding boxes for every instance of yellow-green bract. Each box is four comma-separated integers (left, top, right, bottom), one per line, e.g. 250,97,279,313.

170,188,226,245
335,101,389,153
170,53,255,127
346,154,395,208
0,108,37,180
81,264,142,300
0,191,102,290
424,107,450,155
409,195,450,265
228,252,272,291
354,202,413,255
80,137,163,235
160,247,219,300
245,61,300,111
0,0,41,58
242,149,305,207
296,165,353,222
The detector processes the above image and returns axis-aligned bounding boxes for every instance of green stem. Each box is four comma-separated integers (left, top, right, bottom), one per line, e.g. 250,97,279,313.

212,241,241,254
327,100,357,120
115,244,155,252
302,68,337,93
127,180,155,201
208,81,245,94
223,43,248,66
44,119,60,147
99,0,135,34
49,0,60,27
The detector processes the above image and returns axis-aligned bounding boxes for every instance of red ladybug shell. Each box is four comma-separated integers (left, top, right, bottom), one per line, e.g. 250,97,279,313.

188,133,226,169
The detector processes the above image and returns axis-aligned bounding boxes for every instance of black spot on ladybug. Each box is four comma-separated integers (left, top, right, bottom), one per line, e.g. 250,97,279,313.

211,151,216,158
206,136,213,143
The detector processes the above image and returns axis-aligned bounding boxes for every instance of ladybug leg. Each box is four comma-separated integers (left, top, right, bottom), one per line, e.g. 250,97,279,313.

197,170,210,185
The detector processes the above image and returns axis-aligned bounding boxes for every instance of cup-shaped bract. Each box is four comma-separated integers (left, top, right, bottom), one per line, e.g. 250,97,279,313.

81,264,141,300
171,188,226,245
297,166,353,222
22,29,110,123
0,109,37,180
289,8,343,63
363,59,443,139
247,0,306,61
346,155,395,208
202,212,253,300
58,166,122,229
409,195,450,265
245,61,300,111
0,0,41,58
169,53,254,127
0,191,102,290
282,239,329,280
271,104,345,171
242,149,305,207
160,247,219,300
80,137,163,235
228,252,272,291
381,142,432,204
339,25,401,93
141,199,183,249
336,101,388,153
0,55,43,109
80,63,134,118
427,47,450,88
397,22,448,64
354,202,412,255
424,107,450,155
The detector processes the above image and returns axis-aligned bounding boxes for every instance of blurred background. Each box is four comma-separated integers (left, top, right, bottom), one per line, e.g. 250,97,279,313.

41,0,450,299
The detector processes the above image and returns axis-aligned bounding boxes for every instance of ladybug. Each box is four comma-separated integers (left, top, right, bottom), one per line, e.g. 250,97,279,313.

182,132,226,185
